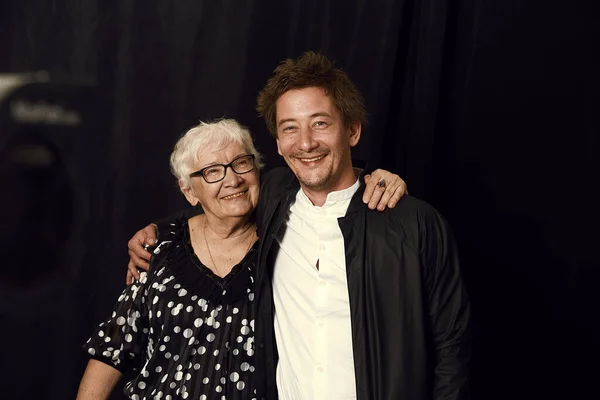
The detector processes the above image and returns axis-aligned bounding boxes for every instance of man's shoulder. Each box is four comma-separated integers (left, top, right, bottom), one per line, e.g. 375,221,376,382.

261,167,297,195
391,194,439,216
377,194,448,233
361,195,452,254
263,166,296,182
256,167,297,221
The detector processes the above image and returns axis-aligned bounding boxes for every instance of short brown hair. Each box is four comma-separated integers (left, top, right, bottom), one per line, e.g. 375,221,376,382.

256,51,366,136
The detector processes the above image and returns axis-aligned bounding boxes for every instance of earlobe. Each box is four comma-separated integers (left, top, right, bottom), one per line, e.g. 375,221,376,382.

276,137,283,156
180,182,199,207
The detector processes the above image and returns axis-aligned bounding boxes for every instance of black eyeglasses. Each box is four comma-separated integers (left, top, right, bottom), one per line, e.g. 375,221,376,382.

189,154,256,183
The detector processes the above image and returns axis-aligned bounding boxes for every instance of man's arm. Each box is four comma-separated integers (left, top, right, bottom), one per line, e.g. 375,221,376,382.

126,168,407,283
126,206,201,284
76,359,122,399
363,168,408,210
423,213,472,399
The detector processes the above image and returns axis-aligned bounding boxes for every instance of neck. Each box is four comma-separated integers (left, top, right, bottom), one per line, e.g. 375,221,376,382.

301,167,359,207
203,214,255,239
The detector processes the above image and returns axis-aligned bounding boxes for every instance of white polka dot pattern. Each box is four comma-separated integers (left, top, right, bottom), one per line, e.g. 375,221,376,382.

85,220,256,399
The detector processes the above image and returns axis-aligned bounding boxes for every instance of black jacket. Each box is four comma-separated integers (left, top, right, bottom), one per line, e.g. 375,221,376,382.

253,167,472,400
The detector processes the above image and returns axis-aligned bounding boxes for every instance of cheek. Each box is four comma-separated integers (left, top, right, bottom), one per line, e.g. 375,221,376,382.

251,186,260,202
276,137,296,156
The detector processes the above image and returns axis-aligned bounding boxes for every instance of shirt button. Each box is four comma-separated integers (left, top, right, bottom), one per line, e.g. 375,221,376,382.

318,244,325,250
317,367,324,373
318,280,326,287
318,322,324,327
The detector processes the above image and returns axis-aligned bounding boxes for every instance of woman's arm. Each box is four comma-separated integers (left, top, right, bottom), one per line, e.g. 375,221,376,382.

76,359,122,399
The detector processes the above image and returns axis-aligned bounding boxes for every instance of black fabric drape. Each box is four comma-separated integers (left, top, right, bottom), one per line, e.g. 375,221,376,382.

1,0,597,399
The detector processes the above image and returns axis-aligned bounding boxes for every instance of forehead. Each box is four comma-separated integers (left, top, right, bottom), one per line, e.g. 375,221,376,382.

275,86,339,120
195,140,247,166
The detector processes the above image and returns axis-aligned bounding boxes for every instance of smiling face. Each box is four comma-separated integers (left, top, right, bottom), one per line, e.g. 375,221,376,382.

275,86,361,201
181,141,260,222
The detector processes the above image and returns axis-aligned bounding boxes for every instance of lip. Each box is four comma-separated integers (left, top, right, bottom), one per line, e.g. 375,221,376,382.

220,189,248,200
295,153,327,164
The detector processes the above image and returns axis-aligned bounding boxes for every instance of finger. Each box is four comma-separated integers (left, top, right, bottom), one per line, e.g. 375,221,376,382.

144,224,159,244
376,183,396,210
128,237,153,262
128,238,153,260
128,249,150,271
127,260,140,284
362,174,379,204
387,181,407,208
378,178,407,209
368,182,386,210
126,268,133,285
128,224,157,256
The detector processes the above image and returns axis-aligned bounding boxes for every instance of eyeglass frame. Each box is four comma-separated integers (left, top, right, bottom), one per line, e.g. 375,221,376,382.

189,154,256,183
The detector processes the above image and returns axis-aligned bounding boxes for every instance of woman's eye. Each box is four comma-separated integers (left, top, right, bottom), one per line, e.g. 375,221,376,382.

204,168,221,176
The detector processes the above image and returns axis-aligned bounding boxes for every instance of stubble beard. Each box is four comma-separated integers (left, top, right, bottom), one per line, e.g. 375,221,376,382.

286,152,337,191
293,162,333,191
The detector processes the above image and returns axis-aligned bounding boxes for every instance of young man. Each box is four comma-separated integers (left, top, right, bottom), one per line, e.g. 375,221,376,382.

129,52,471,399
251,52,471,400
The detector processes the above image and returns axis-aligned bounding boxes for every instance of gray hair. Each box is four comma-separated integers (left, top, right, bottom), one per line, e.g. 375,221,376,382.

170,119,264,189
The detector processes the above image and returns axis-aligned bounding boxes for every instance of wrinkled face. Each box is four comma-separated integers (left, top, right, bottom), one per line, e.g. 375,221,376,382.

275,86,361,194
181,141,260,221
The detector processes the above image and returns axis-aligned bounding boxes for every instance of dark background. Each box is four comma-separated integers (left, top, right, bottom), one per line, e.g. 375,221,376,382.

0,0,597,399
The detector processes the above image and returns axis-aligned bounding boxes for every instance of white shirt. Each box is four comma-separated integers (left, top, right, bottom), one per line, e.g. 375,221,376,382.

272,179,360,400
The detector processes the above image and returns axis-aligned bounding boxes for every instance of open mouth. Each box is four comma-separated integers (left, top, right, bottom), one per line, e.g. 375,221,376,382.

221,189,248,200
298,154,327,163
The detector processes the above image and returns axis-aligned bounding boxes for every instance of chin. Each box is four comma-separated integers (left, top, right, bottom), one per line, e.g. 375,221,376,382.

298,175,330,190
225,203,255,216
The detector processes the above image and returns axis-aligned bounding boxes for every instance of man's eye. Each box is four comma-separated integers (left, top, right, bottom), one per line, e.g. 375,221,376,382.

313,121,327,128
236,159,250,167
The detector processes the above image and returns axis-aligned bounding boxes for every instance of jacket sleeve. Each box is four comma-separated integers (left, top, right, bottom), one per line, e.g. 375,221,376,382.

421,210,472,400
154,205,203,238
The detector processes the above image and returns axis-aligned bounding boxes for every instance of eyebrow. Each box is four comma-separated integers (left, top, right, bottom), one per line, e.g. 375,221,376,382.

200,153,248,168
277,112,333,128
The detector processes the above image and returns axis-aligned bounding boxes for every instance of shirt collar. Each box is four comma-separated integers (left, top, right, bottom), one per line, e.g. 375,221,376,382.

297,178,361,208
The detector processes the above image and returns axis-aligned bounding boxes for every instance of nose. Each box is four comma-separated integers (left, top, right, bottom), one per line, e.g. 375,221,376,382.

297,127,319,152
222,165,243,186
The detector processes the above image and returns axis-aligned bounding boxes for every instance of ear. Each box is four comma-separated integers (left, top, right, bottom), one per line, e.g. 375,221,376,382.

276,136,283,156
347,121,362,147
179,180,200,206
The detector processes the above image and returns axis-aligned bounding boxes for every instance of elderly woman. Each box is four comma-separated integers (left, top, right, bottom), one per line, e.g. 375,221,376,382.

77,120,262,399
77,119,404,399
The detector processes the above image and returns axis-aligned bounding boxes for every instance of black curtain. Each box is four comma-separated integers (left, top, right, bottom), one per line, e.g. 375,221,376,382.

1,0,597,399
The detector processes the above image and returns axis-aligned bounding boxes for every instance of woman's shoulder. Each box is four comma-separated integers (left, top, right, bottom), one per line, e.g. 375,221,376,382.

148,218,188,274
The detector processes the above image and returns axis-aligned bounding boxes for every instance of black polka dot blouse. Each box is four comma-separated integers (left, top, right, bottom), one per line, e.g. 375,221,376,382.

84,219,257,400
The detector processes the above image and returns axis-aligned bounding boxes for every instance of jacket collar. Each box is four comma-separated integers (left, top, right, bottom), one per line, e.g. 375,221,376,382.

278,160,371,216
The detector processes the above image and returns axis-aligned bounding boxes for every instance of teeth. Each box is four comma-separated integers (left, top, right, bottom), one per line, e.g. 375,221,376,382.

300,155,325,162
223,191,246,200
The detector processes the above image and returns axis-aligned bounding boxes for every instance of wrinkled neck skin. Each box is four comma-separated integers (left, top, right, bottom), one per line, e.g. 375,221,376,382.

197,213,255,240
